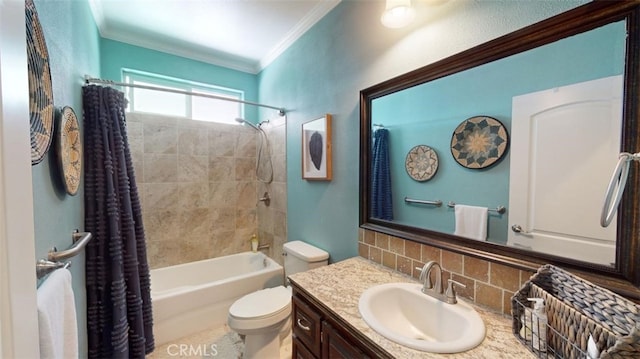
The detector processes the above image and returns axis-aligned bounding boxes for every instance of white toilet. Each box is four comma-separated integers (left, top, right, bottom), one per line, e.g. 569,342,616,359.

228,240,329,359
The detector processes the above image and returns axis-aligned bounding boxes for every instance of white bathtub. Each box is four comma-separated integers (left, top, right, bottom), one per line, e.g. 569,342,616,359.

151,252,284,345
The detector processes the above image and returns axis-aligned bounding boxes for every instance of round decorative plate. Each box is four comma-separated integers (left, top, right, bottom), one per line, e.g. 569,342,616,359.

405,145,439,181
56,107,82,195
26,0,55,165
450,116,509,169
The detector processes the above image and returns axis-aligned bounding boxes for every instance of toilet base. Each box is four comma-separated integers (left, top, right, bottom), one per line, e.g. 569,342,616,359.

244,330,281,359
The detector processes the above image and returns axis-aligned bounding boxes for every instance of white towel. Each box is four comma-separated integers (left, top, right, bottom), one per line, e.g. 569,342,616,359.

454,204,489,241
37,268,78,359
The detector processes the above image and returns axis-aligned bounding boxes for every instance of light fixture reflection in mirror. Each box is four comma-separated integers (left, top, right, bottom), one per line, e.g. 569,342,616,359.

381,0,416,28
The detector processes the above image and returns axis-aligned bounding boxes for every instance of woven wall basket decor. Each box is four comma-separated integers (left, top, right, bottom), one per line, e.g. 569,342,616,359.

55,107,82,195
26,0,55,165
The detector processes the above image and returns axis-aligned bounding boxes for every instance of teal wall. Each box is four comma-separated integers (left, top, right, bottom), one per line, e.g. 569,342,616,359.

258,0,589,261
32,0,101,356
374,21,625,244
100,39,259,122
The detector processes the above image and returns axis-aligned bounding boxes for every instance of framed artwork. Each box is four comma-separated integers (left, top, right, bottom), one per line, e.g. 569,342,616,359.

302,114,332,180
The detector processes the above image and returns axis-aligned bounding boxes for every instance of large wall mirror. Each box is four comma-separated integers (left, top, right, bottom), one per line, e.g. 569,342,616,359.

360,1,640,298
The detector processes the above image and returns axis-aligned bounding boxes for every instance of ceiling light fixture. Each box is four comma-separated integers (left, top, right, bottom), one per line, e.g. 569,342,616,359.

381,0,416,29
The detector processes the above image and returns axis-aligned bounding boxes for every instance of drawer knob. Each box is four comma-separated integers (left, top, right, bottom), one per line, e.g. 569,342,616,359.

296,318,311,331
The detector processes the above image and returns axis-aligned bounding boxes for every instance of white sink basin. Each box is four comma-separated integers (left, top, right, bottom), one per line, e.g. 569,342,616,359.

358,283,485,353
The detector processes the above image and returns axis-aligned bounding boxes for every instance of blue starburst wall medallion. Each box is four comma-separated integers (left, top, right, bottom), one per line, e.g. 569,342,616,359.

450,116,509,169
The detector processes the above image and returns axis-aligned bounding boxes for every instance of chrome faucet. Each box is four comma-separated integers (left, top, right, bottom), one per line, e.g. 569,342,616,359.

415,261,467,304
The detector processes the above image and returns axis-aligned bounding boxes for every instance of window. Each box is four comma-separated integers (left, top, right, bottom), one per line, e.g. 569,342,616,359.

122,70,244,124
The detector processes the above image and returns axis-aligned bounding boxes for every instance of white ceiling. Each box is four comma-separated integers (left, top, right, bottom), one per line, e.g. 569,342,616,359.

88,0,342,74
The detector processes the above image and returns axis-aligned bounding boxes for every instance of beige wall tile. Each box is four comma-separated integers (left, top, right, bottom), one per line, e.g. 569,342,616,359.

209,181,236,208
382,250,397,270
144,183,180,210
235,157,256,180
404,241,421,260
389,236,404,254
490,262,521,292
144,124,177,154
421,245,441,263
358,243,369,259
273,210,287,237
364,230,375,245
236,132,257,158
178,182,209,210
144,154,178,183
178,127,208,156
209,130,236,157
476,282,503,312
209,156,235,181
369,247,382,264
178,154,208,182
236,208,257,230
375,233,389,250
464,256,489,282
236,181,257,209
441,250,463,274
396,256,413,276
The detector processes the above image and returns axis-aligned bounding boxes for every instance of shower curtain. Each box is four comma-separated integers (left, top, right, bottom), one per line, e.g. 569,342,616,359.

83,85,154,358
371,128,393,220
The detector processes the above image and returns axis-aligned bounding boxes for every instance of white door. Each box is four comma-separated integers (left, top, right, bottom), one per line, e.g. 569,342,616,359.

507,75,622,266
0,0,40,357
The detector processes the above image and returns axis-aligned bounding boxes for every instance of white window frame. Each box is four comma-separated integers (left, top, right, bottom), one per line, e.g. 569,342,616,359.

122,69,245,124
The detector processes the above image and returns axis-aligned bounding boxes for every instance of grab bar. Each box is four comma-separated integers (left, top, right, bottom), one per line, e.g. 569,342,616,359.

48,230,93,261
600,152,640,227
404,197,443,206
447,201,506,214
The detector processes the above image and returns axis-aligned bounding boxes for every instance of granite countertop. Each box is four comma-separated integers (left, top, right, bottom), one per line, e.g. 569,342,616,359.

289,256,535,359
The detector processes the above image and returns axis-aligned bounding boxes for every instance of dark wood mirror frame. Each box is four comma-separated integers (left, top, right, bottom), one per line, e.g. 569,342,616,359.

360,1,640,300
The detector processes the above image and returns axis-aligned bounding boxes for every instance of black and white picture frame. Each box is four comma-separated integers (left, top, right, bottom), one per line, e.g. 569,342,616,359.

302,114,332,180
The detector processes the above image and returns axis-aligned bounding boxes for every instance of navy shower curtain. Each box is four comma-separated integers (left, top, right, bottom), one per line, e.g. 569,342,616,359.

371,128,393,220
83,85,154,358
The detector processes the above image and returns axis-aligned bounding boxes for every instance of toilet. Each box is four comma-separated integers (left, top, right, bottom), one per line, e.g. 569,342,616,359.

228,240,329,359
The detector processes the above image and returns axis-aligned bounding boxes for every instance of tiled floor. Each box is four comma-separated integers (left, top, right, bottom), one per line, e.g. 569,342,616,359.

147,324,292,359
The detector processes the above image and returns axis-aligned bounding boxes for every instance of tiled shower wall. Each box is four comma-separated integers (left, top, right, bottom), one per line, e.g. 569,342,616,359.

127,112,286,269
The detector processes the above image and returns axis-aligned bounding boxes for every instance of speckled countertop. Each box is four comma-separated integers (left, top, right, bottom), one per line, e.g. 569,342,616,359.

289,256,535,359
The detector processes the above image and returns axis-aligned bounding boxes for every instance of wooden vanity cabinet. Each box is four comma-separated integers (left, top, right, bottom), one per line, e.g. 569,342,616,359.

291,282,393,359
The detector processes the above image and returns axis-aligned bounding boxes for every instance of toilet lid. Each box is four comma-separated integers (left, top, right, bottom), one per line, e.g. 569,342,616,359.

229,286,291,320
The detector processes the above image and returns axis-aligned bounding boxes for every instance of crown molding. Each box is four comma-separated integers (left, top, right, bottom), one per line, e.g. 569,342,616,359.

89,0,342,75
259,0,342,71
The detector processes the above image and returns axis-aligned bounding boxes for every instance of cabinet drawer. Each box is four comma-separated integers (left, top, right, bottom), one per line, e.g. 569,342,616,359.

292,337,315,359
292,295,322,357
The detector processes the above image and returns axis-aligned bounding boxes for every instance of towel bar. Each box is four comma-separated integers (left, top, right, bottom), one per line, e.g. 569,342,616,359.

447,201,506,214
404,197,443,206
36,259,70,280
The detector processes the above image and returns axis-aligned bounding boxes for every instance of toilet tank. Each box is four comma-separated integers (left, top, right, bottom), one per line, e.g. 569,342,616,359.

283,240,329,276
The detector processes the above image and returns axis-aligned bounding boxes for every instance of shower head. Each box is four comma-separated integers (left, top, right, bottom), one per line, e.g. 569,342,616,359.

235,118,261,131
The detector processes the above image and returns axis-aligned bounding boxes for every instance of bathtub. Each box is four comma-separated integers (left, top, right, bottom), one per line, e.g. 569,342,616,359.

151,252,284,345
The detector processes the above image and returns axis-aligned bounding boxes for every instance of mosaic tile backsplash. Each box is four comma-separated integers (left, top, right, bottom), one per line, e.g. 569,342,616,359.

127,112,286,269
359,228,535,315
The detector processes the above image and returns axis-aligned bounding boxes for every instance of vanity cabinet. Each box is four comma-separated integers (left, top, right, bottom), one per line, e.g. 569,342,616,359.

291,282,393,359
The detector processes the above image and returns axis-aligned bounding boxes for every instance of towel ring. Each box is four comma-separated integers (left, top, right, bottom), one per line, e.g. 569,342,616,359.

600,152,640,227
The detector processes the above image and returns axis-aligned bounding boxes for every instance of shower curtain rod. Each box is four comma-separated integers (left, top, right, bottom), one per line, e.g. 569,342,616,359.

84,76,286,116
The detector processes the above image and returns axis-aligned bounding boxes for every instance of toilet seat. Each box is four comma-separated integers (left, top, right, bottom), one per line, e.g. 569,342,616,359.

229,286,292,322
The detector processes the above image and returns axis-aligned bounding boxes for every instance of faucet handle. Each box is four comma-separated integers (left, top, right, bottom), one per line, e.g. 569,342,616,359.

446,279,467,304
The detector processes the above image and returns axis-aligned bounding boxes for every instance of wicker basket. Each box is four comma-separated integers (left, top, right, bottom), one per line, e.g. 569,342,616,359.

511,264,640,359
